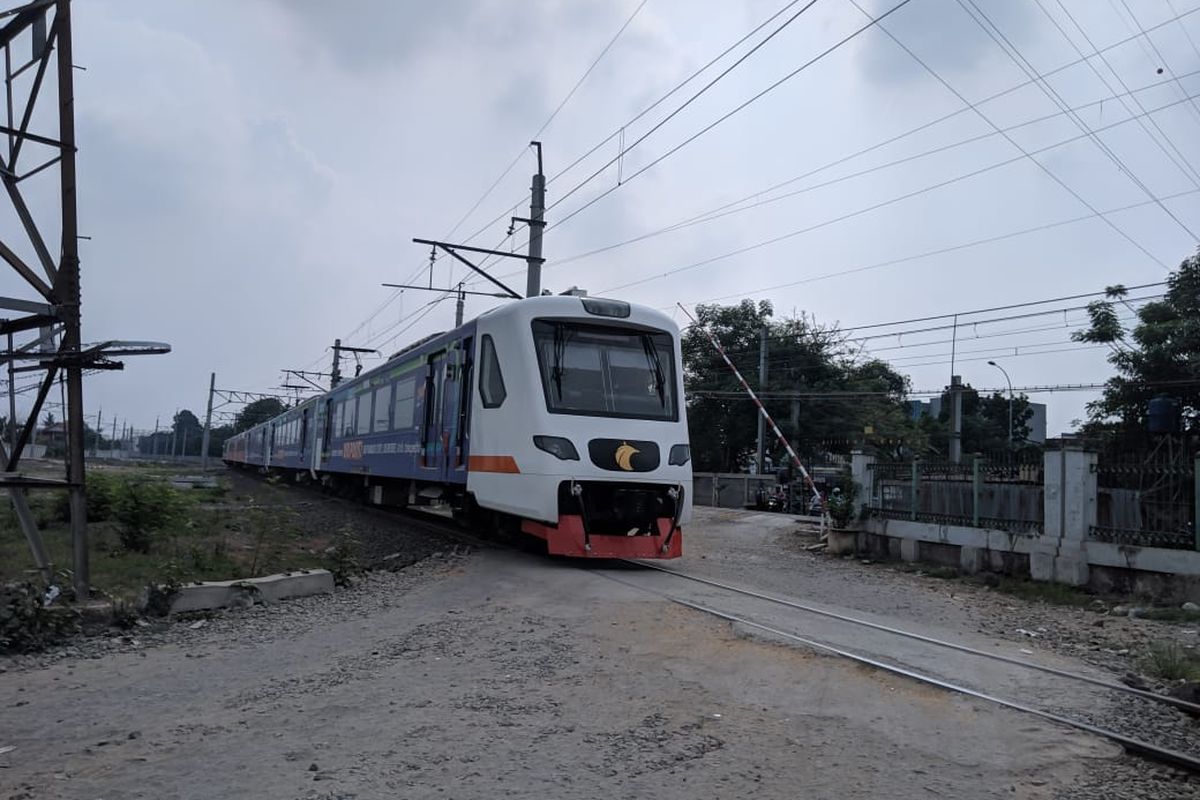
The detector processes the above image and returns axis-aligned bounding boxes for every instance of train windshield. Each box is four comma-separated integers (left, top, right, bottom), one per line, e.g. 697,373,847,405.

531,320,677,421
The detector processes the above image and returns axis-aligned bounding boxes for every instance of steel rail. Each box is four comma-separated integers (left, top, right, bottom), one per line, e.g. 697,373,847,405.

626,560,1200,716
596,569,1200,774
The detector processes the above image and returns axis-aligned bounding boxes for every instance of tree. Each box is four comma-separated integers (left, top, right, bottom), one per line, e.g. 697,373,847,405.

926,385,1035,454
1073,249,1200,436
206,424,235,457
234,398,287,433
682,300,921,471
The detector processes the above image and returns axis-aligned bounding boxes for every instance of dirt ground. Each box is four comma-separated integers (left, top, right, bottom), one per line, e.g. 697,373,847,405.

3,498,1198,799
2,547,1127,800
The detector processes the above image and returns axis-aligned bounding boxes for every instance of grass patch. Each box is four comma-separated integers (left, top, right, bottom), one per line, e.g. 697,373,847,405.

1136,607,1200,623
0,473,328,604
988,576,1095,608
1139,641,1200,682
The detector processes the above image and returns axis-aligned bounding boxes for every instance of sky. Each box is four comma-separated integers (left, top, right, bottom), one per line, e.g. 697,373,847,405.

1,0,1198,439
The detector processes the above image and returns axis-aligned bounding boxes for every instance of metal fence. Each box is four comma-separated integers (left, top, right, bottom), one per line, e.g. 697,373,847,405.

1091,441,1197,550
866,454,1044,534
692,473,787,511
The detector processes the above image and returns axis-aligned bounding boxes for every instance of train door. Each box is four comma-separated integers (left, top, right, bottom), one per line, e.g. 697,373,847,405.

420,350,446,472
319,398,333,466
299,407,310,462
439,342,463,483
450,337,472,477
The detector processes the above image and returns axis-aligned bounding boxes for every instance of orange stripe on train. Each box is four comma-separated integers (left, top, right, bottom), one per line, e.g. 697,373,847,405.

467,455,520,474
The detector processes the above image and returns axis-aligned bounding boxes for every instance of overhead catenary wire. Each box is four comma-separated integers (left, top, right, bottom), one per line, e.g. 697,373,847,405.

542,0,919,239
1042,0,1200,186
548,70,1200,271
601,86,1199,296
309,0,652,371
670,187,1196,310
456,0,824,261
476,1,1200,289
840,0,1186,265
964,0,1200,238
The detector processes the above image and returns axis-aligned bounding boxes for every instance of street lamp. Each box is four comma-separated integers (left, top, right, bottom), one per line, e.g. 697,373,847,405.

987,360,1013,448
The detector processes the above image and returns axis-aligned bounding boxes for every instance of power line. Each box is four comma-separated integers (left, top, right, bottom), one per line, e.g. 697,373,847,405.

671,189,1194,309
441,0,651,244
544,0,918,238
854,0,1180,269
960,0,1200,240
706,292,1163,365
316,0,653,367
455,0,823,266
542,0,824,219
1045,0,1200,186
476,0,1200,290
1113,0,1200,125
549,69,1200,270
602,87,1198,296
886,342,1111,369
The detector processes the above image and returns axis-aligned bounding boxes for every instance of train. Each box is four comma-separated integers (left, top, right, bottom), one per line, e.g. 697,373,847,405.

223,294,692,558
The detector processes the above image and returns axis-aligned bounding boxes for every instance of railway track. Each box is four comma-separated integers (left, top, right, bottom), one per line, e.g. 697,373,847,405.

232,474,1200,776
597,560,1200,775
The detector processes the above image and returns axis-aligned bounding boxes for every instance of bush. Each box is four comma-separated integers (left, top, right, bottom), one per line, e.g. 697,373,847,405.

0,581,78,653
49,470,120,524
113,478,189,554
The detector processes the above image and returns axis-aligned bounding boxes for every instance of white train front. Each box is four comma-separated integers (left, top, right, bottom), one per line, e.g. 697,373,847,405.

225,295,693,558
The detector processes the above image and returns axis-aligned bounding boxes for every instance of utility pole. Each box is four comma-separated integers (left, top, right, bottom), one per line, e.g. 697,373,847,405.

755,327,768,474
201,372,215,470
152,416,159,457
94,408,101,457
171,408,179,458
525,141,546,298
55,0,90,600
6,332,15,455
949,375,964,464
330,338,342,389
110,416,117,456
329,341,376,389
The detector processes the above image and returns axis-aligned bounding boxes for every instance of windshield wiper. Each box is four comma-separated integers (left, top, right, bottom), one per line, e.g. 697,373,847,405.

640,333,666,407
551,323,568,400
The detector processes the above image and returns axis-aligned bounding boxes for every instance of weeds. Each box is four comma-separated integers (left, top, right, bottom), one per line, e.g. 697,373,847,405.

1136,607,1200,624
324,524,363,587
0,581,78,653
1139,641,1200,682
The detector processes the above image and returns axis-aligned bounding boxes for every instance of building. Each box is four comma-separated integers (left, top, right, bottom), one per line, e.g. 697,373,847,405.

906,397,1047,444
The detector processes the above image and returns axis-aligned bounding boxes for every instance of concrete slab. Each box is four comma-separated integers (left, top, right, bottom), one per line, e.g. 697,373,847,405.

166,569,334,614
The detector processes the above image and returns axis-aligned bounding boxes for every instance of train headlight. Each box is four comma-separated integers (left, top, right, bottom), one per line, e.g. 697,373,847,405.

668,444,690,466
533,435,580,461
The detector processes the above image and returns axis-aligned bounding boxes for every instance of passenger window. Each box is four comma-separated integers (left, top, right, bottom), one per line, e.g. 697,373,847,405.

333,402,343,439
343,400,356,438
479,335,506,408
356,393,371,435
373,385,392,432
393,377,416,429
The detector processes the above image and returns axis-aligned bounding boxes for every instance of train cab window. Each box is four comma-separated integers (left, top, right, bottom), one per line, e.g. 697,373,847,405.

373,385,392,432
393,376,417,429
355,393,371,435
531,320,678,421
478,335,506,408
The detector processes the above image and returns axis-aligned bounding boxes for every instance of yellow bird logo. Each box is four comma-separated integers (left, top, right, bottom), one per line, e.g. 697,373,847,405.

615,442,640,471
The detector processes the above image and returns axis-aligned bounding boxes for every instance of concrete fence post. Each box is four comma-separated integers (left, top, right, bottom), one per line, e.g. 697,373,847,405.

1034,439,1096,586
910,460,919,521
851,450,875,520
